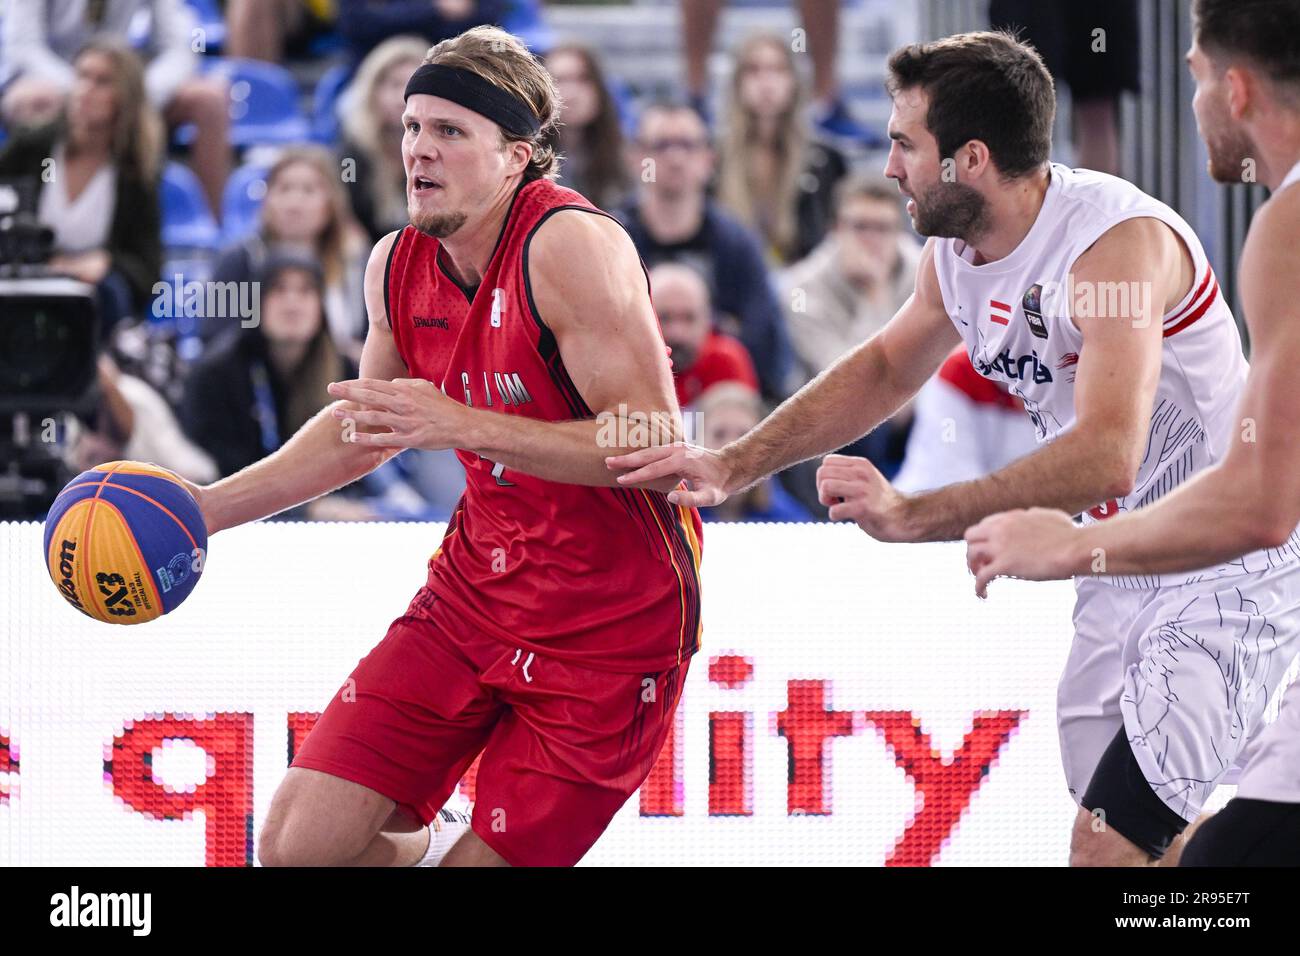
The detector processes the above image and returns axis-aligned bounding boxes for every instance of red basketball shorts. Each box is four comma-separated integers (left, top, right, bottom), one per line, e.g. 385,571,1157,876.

291,586,689,866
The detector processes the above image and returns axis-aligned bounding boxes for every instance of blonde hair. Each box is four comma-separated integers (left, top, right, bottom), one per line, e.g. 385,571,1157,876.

421,25,561,181
73,38,164,181
339,36,427,232
716,32,810,262
259,145,361,287
339,35,428,153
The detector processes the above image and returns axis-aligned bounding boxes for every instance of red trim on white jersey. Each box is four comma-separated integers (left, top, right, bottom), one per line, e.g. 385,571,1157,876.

1163,266,1217,338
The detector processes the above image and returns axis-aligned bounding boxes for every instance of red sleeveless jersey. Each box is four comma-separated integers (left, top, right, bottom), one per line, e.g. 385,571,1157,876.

385,178,703,673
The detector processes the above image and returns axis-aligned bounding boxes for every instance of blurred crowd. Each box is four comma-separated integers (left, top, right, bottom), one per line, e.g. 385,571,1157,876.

0,0,1060,523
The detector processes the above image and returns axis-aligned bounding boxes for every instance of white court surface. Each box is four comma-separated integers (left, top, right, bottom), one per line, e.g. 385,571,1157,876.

1,520,1236,865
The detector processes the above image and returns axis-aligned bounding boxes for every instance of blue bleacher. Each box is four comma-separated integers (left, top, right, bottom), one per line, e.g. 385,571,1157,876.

503,0,555,55
160,161,222,250
312,63,353,145
175,58,310,149
221,162,271,243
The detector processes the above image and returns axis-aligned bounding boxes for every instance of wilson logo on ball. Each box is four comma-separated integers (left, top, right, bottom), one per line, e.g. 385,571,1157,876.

43,461,208,625
55,539,87,614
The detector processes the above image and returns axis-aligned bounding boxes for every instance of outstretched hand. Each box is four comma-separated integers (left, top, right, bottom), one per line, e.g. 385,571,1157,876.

606,442,734,507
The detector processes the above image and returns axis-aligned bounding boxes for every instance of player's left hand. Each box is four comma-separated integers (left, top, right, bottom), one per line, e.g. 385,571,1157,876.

326,377,467,450
816,454,916,542
964,508,1081,598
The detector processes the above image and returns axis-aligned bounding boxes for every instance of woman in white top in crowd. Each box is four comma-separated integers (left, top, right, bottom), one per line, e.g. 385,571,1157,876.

0,38,164,331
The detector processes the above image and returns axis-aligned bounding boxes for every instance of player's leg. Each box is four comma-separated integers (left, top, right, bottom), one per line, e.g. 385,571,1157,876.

1154,816,1201,868
1180,798,1300,865
1057,579,1144,864
439,830,511,867
1071,726,1191,866
1061,581,1205,865
260,775,469,867
354,806,472,867
1075,564,1300,865
1182,678,1300,865
260,588,498,866
259,768,408,866
465,648,690,866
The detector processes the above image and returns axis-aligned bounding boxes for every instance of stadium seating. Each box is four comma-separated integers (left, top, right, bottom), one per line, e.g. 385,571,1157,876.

221,162,271,243
160,161,222,250
311,63,352,145
175,58,311,149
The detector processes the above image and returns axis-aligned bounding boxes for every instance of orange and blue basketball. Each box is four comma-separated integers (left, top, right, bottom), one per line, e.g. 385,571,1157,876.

43,461,208,624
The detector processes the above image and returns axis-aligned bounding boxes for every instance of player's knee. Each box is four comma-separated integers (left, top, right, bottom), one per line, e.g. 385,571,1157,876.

257,815,334,867
1068,812,1108,867
256,820,292,867
1069,808,1150,867
257,801,336,866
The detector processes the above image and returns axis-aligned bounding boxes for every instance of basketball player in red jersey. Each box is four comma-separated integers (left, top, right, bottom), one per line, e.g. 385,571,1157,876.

183,26,702,866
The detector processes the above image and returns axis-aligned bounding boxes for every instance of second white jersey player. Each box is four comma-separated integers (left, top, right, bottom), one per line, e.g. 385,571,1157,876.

936,162,1300,836
935,163,1300,586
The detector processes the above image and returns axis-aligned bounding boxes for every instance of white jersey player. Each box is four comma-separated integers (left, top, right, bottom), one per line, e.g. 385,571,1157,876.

966,0,1300,866
608,27,1300,866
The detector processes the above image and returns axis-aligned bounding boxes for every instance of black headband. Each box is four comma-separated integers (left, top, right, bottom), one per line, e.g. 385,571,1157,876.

403,63,541,137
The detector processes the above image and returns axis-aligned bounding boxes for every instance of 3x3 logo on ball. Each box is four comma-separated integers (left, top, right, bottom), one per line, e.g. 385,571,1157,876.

96,572,136,618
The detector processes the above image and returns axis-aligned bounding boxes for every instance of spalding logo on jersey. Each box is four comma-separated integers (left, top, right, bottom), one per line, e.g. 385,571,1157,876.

1022,283,1048,339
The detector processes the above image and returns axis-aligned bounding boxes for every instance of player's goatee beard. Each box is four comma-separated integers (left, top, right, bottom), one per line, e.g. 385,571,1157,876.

411,209,468,239
912,181,989,240
1204,126,1258,184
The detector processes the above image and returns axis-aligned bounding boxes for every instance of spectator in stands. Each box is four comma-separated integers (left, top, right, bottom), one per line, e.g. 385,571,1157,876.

226,0,337,63
773,174,923,513
543,41,630,210
680,0,874,142
650,263,758,412
694,383,811,523
989,1,1139,176
715,32,846,265
1,0,232,217
180,252,382,520
338,35,427,242
893,347,1039,494
335,0,508,64
616,99,792,400
778,173,921,386
70,354,219,485
0,39,163,332
211,146,369,359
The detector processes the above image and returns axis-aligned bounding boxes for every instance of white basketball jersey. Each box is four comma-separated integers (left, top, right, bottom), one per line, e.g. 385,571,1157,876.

934,163,1300,588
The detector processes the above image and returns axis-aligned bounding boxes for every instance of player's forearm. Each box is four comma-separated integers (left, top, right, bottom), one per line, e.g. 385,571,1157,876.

904,427,1133,542
202,402,393,533
464,408,681,493
724,340,902,492
1070,460,1285,575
